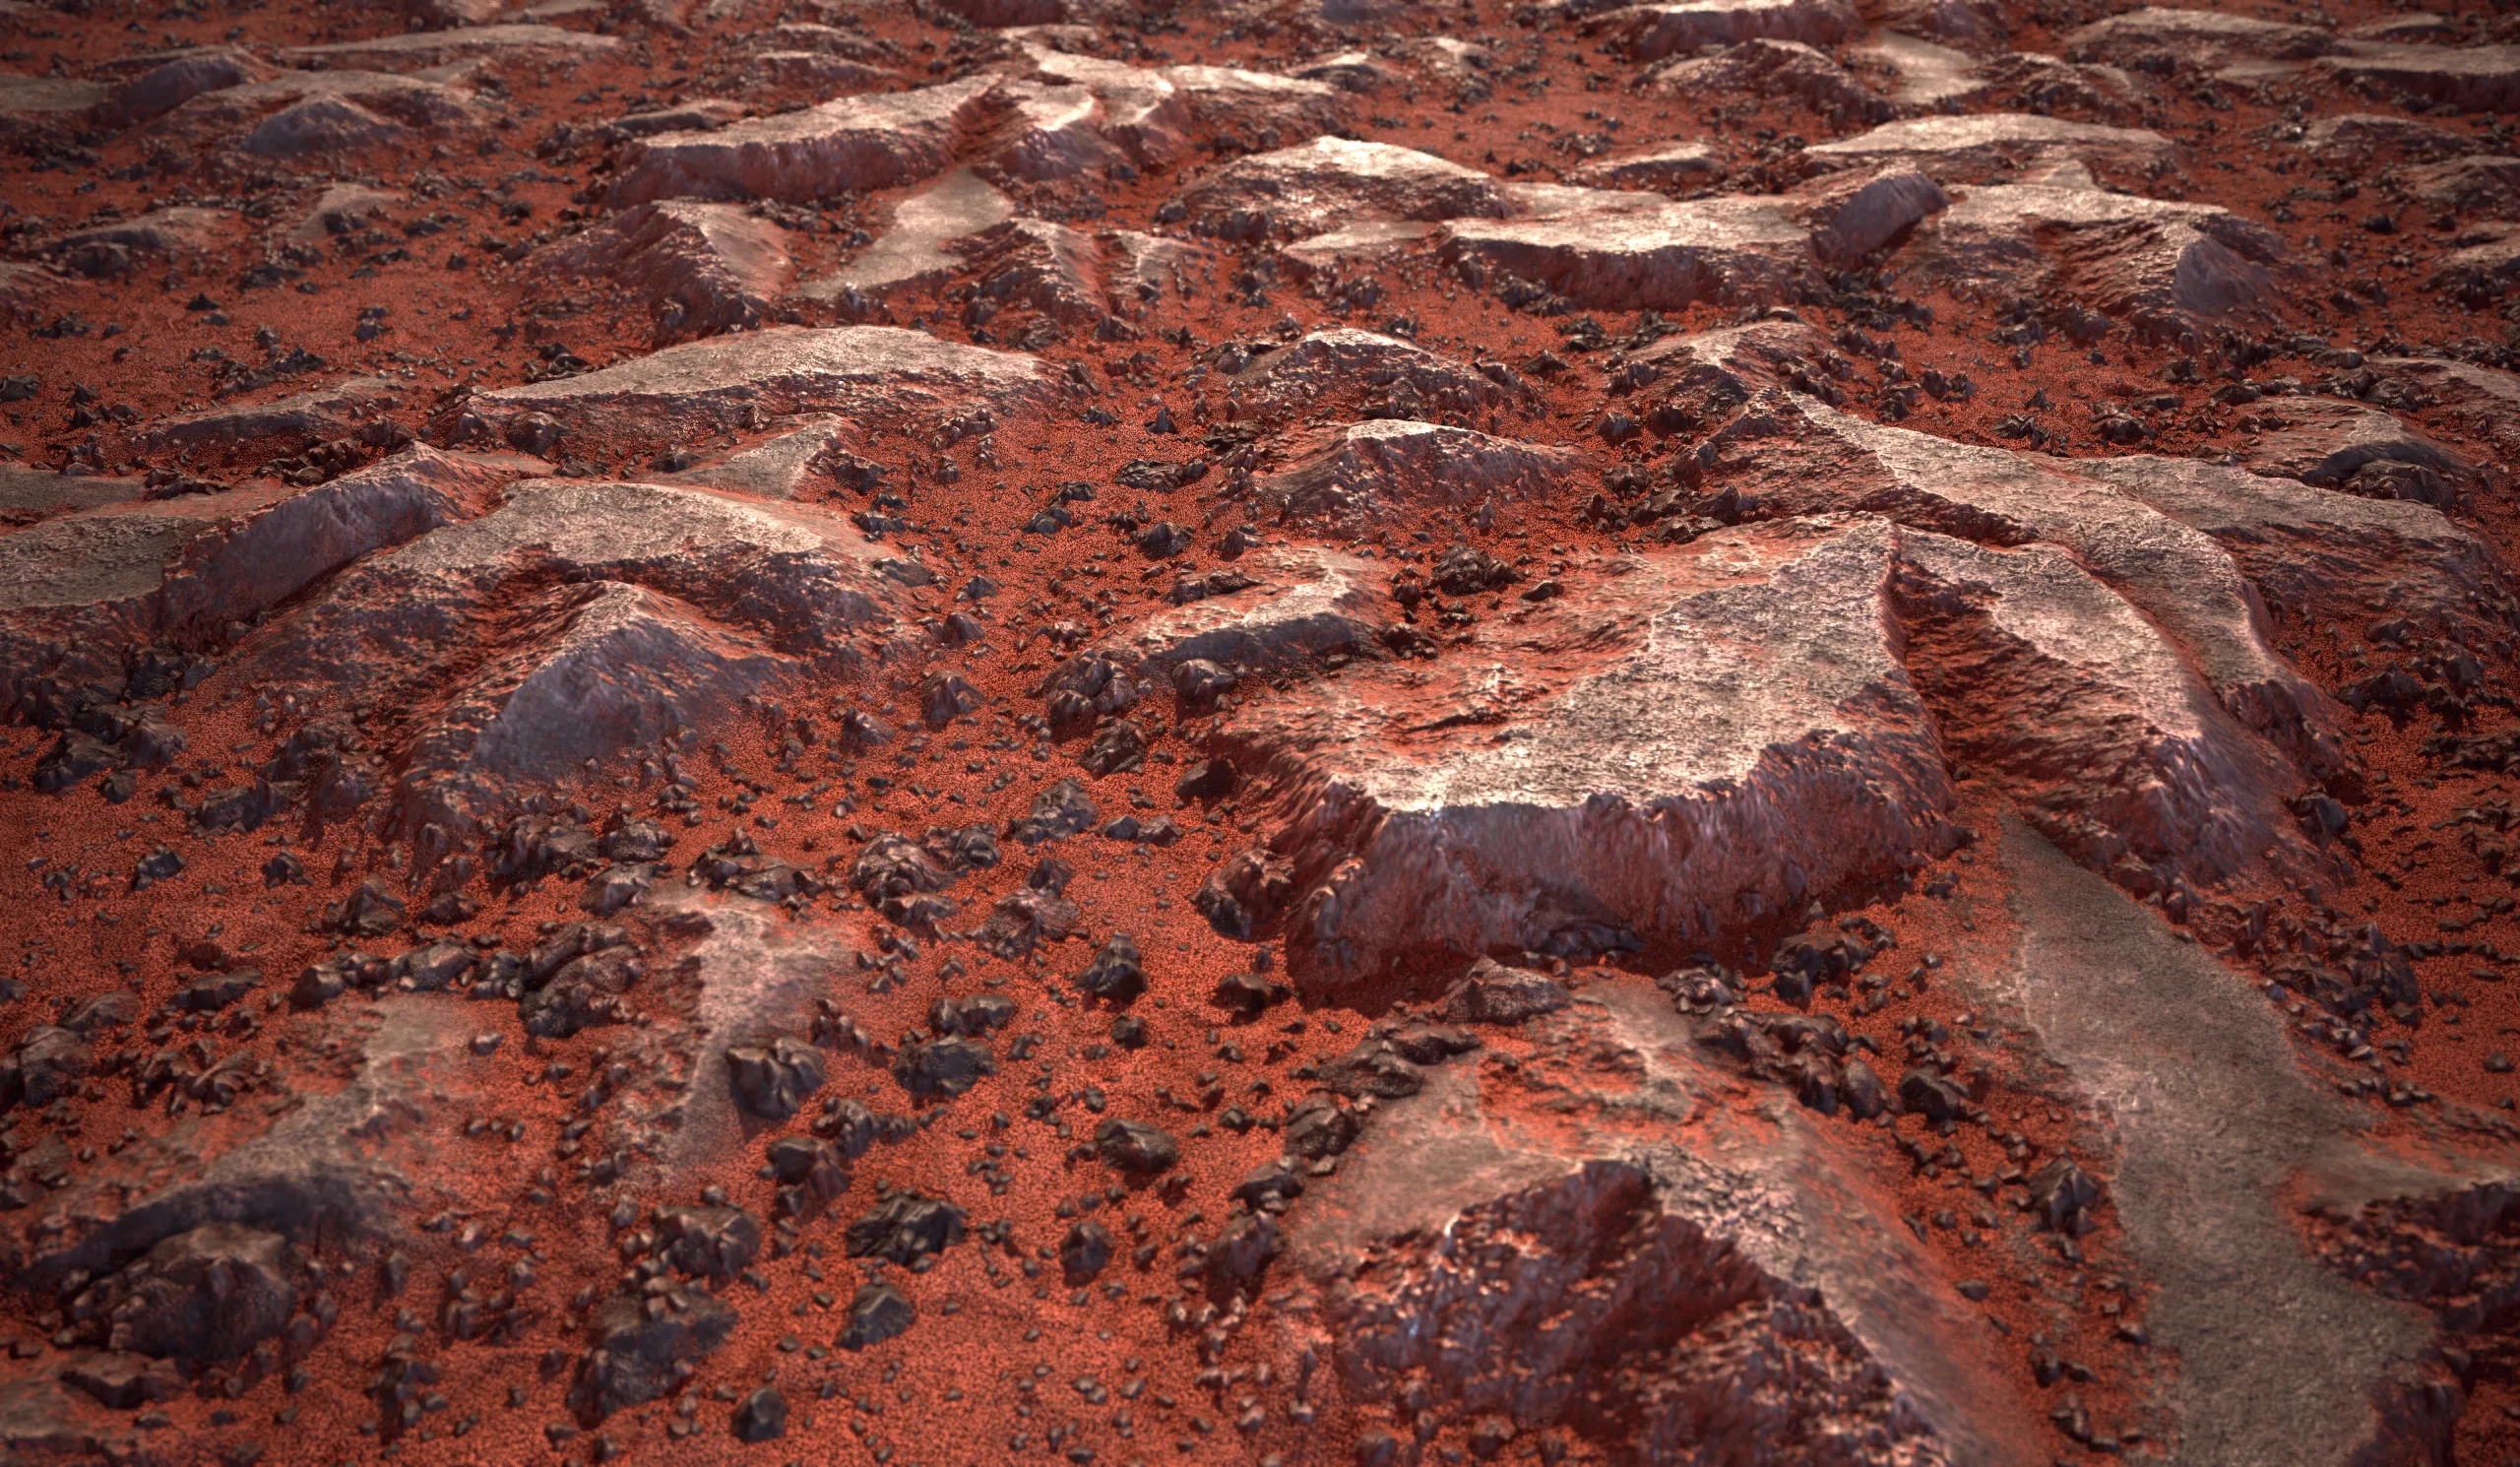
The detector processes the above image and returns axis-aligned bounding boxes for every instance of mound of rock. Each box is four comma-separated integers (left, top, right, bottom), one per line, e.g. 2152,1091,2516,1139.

445,325,1048,453
544,201,796,343
1253,420,1579,528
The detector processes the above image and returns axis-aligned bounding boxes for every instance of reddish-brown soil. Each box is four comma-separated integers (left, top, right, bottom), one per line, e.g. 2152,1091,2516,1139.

6,0,2520,1463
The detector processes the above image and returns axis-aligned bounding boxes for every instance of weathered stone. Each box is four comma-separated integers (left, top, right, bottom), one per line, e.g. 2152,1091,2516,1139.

2063,6,2340,71
450,326,1046,450
1568,141,1723,191
1578,0,1859,61
2229,399,2469,488
571,1285,736,1421
545,201,794,343
2316,43,2520,114
792,167,1015,304
1253,419,1578,528
1123,545,1385,677
278,24,623,71
1219,329,1512,424
1172,137,1515,241
101,47,259,125
1280,983,2031,1462
1442,194,1814,310
1803,111,2177,182
611,76,1002,206
143,376,407,465
77,1224,299,1362
1895,174,2286,333
1216,518,1957,987
1638,38,1891,122
0,444,521,714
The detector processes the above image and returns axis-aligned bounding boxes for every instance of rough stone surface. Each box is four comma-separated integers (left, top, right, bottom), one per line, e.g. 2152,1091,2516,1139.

450,326,1048,449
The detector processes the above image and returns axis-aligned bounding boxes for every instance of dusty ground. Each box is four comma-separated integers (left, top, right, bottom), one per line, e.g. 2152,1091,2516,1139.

4,0,2520,1463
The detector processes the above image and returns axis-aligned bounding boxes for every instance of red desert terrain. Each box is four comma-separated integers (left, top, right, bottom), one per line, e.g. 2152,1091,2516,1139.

2,0,2519,1461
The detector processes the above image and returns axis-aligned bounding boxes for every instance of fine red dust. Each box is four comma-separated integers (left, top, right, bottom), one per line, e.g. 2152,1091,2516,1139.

4,0,2520,1464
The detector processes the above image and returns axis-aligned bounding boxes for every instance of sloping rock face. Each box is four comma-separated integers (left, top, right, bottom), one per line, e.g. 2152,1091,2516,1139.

1210,518,1965,985
543,201,796,343
236,478,909,839
1895,178,2289,337
441,326,1050,454
1252,420,1578,528
0,446,523,712
1282,982,2032,1465
15,5,2520,1466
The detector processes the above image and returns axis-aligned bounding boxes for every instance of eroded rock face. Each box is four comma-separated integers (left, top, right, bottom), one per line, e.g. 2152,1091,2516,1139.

0,445,523,712
1212,517,1962,986
1895,176,2288,336
545,201,796,343
445,326,1049,451
1218,329,1515,424
1281,982,2031,1463
238,478,907,836
1172,137,1516,240
1253,419,1578,528
611,76,1003,206
1803,112,2177,182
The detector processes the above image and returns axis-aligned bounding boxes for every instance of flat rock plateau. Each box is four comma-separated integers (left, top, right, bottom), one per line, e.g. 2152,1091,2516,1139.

9,0,2520,1463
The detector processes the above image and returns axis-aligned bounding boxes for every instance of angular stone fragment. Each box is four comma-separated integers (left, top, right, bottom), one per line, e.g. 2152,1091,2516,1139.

451,326,1046,450
1895,177,2286,333
1123,546,1386,678
1219,329,1512,424
100,47,259,125
2062,7,2340,71
279,24,623,70
0,444,520,712
1218,518,1957,987
610,76,1002,206
1889,528,2305,886
153,68,480,155
1281,984,2030,1462
1579,0,1858,61
79,1224,299,1362
660,416,862,499
545,200,795,343
245,478,898,831
1568,141,1722,191
2298,112,2476,164
2230,399,2469,488
571,1285,736,1421
2074,451,2515,658
2316,43,2520,113
144,375,407,465
1440,194,1815,310
1716,389,2337,767
0,74,106,141
792,168,1015,304
1803,112,2177,182
1172,137,1515,240
1637,38,1890,122
1253,419,1578,528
